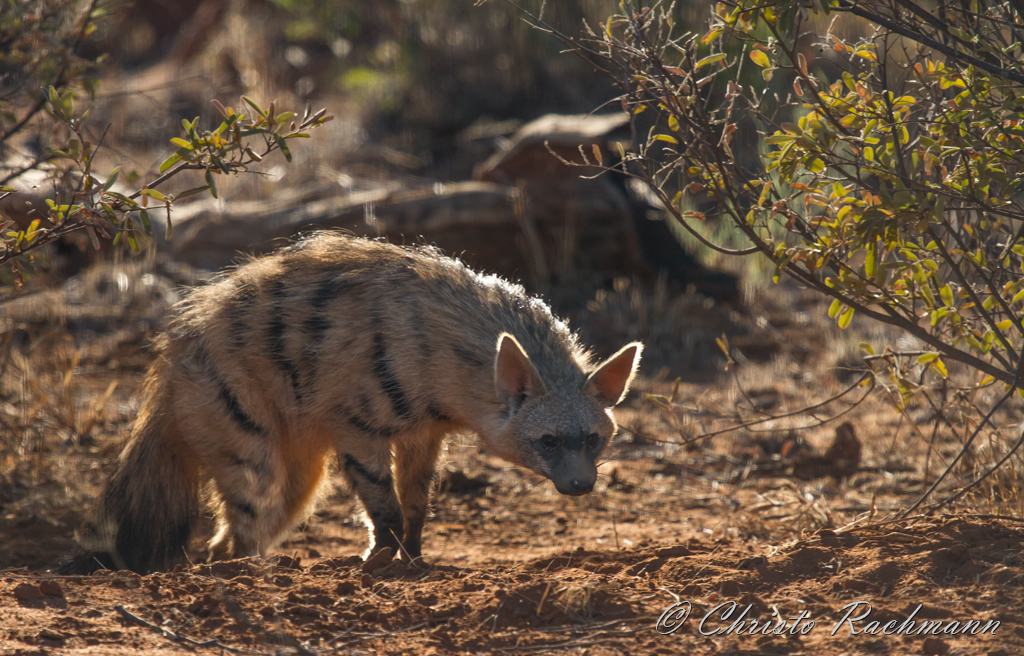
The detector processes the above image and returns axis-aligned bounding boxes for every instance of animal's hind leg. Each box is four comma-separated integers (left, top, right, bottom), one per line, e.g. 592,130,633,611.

205,442,286,561
394,426,446,561
269,435,334,548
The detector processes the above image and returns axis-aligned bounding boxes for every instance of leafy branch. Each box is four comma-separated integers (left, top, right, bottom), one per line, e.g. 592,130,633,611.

524,0,1024,512
0,92,332,283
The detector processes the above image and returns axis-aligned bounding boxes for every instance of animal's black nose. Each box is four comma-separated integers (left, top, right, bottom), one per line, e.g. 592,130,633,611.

570,479,594,494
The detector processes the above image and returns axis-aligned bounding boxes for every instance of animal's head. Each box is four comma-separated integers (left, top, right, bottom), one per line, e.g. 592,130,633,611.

488,333,642,496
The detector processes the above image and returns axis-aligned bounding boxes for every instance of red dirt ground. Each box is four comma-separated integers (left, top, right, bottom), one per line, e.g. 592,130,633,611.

3,419,1023,656
2,268,1022,655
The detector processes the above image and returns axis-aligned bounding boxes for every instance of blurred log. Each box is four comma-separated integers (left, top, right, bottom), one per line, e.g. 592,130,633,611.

476,113,739,301
169,112,738,301
169,182,553,279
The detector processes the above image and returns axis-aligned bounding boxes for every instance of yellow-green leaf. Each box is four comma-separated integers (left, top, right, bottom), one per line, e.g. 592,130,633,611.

139,209,152,236
696,53,727,70
205,169,218,199
159,152,182,174
940,284,954,307
103,167,120,191
750,50,771,68
838,305,855,329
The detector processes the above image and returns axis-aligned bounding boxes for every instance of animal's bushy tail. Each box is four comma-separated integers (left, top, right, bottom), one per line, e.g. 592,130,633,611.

61,363,199,574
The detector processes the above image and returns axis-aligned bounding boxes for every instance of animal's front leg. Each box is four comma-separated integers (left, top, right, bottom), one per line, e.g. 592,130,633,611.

337,444,404,556
394,426,447,562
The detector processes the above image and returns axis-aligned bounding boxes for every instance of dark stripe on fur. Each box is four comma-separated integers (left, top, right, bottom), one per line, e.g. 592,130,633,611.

231,499,257,519
453,344,487,368
216,375,266,436
301,276,355,394
371,332,416,419
344,454,392,487
194,344,267,436
230,454,271,478
347,411,396,438
407,302,432,357
426,402,451,422
229,282,259,350
304,275,354,343
267,280,303,403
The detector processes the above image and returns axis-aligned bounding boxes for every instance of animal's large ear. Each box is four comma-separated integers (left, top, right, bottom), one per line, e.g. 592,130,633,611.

585,342,643,407
494,333,546,411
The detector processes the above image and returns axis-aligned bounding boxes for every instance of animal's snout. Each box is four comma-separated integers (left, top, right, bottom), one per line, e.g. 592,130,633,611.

569,478,594,494
555,477,594,496
550,451,597,496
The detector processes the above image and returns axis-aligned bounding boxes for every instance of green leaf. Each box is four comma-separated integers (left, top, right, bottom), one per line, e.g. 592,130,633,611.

139,208,152,236
175,186,210,200
838,305,855,329
695,53,726,70
898,124,910,145
654,134,679,145
170,137,193,149
749,50,771,68
273,133,293,162
702,28,723,45
159,151,183,174
205,169,218,199
242,96,268,120
828,298,844,319
103,167,120,191
917,353,938,364
940,284,954,307
864,245,876,277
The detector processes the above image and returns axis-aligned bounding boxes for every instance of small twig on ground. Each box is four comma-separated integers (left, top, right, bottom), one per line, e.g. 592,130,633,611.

490,628,640,653
114,605,264,654
327,622,430,651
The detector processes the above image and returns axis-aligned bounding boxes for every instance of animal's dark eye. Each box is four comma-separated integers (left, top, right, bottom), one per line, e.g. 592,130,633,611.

540,434,558,451
586,433,600,449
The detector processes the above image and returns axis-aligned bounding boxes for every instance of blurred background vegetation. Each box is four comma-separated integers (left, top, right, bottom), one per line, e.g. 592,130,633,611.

75,0,645,179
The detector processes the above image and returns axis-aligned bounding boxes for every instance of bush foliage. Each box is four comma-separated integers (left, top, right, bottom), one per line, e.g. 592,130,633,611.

533,0,1024,509
0,0,330,284
571,0,1024,395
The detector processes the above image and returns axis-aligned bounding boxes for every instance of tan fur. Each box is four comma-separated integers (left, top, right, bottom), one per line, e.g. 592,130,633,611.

70,234,642,573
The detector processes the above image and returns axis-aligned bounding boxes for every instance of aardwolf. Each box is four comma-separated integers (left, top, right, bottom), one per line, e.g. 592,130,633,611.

68,234,642,573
